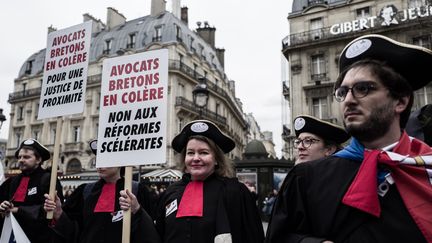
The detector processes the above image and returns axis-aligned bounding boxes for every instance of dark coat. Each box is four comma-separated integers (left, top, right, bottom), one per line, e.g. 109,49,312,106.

265,157,427,243
52,178,161,243
0,167,64,243
156,173,264,243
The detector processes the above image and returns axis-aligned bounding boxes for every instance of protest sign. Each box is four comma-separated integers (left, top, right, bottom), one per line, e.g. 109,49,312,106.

97,49,168,168
37,21,92,219
38,21,91,119
0,214,30,243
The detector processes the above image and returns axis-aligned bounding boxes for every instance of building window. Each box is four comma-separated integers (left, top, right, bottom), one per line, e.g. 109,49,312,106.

215,103,220,115
177,83,185,97
198,44,204,57
89,158,96,169
95,122,99,137
310,18,323,40
32,130,40,141
413,35,431,49
103,40,112,54
190,36,195,53
413,85,432,109
193,63,198,77
73,126,81,142
408,0,427,8
15,132,22,148
153,26,162,42
312,97,329,119
96,92,101,111
179,53,184,66
17,106,24,121
25,60,34,75
66,159,82,174
175,24,182,42
356,7,370,19
51,127,56,144
35,103,39,119
178,118,184,133
311,54,326,80
308,0,325,5
127,33,136,48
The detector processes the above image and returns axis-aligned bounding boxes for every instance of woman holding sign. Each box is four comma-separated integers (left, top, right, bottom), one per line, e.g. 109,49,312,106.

43,140,160,243
155,120,264,243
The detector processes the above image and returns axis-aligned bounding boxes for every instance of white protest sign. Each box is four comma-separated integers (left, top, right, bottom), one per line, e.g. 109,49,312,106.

38,21,92,119
96,49,168,167
0,214,30,243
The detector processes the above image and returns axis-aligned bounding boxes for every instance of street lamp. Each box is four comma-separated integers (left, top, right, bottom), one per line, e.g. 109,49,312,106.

192,82,209,118
0,109,6,131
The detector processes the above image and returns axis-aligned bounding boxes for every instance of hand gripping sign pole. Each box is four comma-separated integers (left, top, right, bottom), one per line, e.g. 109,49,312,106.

122,167,133,243
37,21,92,219
46,117,62,219
97,49,168,243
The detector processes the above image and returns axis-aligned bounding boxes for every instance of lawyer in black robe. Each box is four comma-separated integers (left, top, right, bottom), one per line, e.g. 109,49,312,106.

156,120,264,243
0,139,64,243
156,173,264,243
265,155,426,243
49,177,161,243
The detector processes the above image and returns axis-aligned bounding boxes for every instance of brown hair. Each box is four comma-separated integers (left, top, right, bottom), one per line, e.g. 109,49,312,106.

177,135,235,178
335,59,413,128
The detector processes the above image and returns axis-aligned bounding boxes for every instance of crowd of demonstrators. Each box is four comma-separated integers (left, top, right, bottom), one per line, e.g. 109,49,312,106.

261,189,277,219
293,115,350,165
155,120,264,243
43,140,160,243
266,34,432,242
0,139,64,242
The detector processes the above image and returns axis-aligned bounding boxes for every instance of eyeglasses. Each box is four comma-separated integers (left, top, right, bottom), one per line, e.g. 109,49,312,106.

293,138,321,148
334,81,378,102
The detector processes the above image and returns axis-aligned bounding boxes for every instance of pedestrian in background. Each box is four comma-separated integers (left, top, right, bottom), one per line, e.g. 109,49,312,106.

156,120,264,243
293,115,350,164
0,138,64,242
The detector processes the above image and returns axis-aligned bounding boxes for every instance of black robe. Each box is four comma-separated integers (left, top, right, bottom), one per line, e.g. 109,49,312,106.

155,173,264,243
265,157,427,243
52,178,161,243
0,167,64,243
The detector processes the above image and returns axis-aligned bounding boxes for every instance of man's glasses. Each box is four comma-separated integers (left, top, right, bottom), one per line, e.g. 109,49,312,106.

293,138,321,148
334,81,378,102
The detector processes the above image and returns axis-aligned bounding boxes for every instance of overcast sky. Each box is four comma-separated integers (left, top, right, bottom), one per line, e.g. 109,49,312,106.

1,0,292,156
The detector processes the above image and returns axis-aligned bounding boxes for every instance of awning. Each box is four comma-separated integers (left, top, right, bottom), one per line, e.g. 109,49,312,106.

141,169,183,183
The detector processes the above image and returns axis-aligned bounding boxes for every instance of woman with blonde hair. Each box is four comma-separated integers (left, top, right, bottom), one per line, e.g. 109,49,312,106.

156,120,264,243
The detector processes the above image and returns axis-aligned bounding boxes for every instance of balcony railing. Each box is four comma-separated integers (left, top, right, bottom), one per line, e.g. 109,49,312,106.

64,142,83,152
169,60,245,121
175,96,227,125
282,11,432,49
8,88,41,103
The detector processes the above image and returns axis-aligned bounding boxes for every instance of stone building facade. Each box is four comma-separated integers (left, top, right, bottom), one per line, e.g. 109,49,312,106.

282,0,432,158
5,0,248,175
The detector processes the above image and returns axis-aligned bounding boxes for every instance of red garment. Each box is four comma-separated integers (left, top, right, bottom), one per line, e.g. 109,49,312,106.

94,183,116,212
343,132,432,242
13,176,30,202
176,181,204,218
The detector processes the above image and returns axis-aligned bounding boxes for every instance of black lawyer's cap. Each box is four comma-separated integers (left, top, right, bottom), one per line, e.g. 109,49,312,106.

294,115,350,144
172,120,235,153
89,139,97,155
15,138,50,161
339,34,432,90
